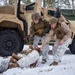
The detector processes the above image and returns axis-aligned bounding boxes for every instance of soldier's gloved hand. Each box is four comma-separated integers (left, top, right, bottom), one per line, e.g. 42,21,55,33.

37,29,44,35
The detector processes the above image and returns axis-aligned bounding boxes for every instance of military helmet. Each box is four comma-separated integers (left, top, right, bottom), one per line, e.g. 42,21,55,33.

31,12,41,20
49,17,58,24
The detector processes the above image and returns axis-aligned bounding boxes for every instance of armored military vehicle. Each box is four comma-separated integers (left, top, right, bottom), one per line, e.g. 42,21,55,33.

0,0,75,56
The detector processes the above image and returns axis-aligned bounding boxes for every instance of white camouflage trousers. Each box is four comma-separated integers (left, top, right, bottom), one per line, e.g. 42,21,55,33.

33,35,49,60
53,38,72,62
17,50,39,68
0,59,9,73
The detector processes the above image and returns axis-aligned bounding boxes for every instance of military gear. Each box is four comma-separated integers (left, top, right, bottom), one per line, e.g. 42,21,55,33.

29,31,37,44
52,38,71,63
42,22,71,47
31,13,41,20
29,18,50,66
49,17,58,24
34,22,44,30
50,61,58,66
30,61,37,68
33,21,45,37
12,53,21,60
9,48,40,68
29,45,33,50
41,22,71,64
37,29,44,36
21,49,33,55
17,50,39,68
54,25,66,39
29,19,50,44
10,57,17,63
9,53,20,69
33,35,49,60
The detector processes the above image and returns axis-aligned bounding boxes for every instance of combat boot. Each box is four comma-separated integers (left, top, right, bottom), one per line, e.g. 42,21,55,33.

30,61,37,68
50,61,58,66
42,59,46,64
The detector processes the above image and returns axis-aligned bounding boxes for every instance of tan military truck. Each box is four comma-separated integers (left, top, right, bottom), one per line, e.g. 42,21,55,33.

0,0,75,56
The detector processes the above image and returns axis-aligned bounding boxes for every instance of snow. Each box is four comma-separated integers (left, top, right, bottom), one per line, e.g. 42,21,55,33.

0,55,75,75
0,45,75,75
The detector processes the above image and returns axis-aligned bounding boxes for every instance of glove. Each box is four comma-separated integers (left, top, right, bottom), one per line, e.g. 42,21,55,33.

37,29,44,36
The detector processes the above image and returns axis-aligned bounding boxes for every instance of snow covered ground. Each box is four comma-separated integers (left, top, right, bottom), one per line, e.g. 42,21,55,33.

0,45,75,75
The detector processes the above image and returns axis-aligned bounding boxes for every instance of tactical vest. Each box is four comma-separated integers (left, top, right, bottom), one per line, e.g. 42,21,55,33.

34,21,44,30
33,21,45,36
54,25,66,39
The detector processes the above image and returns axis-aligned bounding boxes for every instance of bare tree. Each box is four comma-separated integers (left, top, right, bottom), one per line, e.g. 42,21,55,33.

0,0,7,6
72,0,74,15
22,0,31,4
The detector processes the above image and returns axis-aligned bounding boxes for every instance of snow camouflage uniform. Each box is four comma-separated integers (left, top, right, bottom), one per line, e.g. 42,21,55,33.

42,17,71,63
17,50,39,68
8,48,40,68
29,13,50,61
0,59,9,73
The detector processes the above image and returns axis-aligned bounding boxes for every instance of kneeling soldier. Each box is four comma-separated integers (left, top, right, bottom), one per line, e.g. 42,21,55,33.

40,17,71,66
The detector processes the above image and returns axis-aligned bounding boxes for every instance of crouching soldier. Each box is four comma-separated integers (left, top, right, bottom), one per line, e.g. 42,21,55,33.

29,12,50,64
40,17,72,66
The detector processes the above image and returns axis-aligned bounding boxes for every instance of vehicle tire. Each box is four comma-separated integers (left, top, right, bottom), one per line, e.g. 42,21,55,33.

0,29,24,56
69,37,75,54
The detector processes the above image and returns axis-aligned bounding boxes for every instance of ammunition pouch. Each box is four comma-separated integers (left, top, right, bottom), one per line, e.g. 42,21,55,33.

34,22,44,30
54,25,66,39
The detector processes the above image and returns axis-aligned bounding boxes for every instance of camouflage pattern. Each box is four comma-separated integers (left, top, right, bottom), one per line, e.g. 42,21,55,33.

33,34,49,60
42,22,71,46
42,21,71,63
53,38,71,62
29,19,50,44
31,13,41,20
49,17,58,24
17,50,39,68
53,24,66,39
0,59,9,73
29,16,50,61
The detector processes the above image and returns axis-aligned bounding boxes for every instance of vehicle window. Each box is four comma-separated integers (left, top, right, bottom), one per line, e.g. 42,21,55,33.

25,3,35,11
48,10,55,16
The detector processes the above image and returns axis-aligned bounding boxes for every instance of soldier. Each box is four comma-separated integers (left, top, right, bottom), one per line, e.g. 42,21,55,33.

40,17,72,65
29,12,50,64
9,47,41,68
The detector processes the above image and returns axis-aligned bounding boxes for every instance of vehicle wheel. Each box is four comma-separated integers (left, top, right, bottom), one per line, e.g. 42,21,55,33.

0,29,24,56
69,37,75,54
